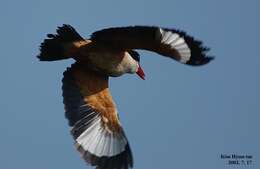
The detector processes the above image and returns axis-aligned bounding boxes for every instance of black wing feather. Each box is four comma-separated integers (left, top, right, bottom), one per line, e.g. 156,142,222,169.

91,26,213,66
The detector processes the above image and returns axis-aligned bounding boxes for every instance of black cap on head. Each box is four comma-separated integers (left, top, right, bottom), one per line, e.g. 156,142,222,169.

128,50,140,62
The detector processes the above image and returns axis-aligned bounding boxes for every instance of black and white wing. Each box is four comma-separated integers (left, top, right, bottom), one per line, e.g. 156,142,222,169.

91,26,213,66
62,64,133,169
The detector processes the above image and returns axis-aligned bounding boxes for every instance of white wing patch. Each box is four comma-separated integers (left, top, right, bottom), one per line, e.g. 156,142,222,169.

63,65,133,168
76,115,128,157
158,28,191,63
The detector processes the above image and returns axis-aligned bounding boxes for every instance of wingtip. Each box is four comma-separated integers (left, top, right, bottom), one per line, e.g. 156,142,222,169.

186,56,214,66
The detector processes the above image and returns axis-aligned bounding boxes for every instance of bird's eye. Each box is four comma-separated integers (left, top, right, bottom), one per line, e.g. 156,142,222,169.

129,50,140,62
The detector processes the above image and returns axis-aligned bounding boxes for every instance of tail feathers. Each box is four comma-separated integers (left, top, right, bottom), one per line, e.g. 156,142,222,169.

37,24,84,61
71,113,133,169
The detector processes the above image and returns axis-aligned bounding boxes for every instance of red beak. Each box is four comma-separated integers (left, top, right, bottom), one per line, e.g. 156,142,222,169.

136,65,145,80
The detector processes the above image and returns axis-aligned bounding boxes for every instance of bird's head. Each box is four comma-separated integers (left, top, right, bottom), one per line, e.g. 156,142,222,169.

129,50,145,80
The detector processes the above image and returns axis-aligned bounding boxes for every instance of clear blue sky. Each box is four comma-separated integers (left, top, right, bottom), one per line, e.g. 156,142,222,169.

0,0,259,169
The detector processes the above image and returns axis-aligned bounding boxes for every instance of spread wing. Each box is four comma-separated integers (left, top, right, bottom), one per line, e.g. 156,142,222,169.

91,26,213,66
62,63,133,169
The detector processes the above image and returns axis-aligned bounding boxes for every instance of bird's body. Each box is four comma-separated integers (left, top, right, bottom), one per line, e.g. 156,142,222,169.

38,24,213,169
84,51,138,77
70,40,138,77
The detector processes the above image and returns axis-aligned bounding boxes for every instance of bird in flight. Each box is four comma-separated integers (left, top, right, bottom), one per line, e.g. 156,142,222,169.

37,24,213,169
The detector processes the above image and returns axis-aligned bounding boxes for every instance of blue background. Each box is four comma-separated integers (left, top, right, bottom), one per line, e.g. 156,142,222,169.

0,0,259,169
